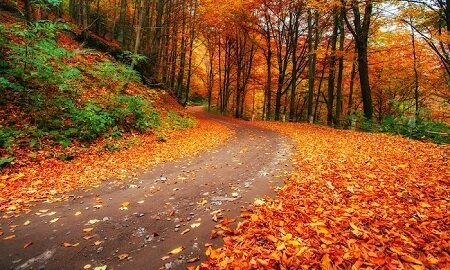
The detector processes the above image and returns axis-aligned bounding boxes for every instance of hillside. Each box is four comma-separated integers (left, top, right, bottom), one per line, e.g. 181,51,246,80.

0,8,233,213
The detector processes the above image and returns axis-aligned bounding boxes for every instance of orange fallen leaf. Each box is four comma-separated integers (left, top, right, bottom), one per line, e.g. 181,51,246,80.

62,242,79,247
121,201,130,207
180,228,190,235
94,240,103,246
4,235,15,240
23,241,33,249
83,235,95,240
118,253,129,260
187,257,199,263
83,228,94,233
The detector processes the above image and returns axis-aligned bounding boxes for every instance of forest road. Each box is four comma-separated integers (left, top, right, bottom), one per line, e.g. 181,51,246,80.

0,107,294,270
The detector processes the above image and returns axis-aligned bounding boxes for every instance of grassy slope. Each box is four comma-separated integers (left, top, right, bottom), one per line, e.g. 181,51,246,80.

0,10,191,169
0,9,234,213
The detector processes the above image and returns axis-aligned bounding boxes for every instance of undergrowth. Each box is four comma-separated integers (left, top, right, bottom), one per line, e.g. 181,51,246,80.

0,19,193,168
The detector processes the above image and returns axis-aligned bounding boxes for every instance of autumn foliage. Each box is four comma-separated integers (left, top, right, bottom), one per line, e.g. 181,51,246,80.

201,122,450,269
0,117,233,215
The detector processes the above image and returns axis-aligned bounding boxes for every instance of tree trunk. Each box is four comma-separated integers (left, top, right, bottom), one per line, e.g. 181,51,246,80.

343,0,374,119
327,10,338,126
117,0,127,45
335,9,345,126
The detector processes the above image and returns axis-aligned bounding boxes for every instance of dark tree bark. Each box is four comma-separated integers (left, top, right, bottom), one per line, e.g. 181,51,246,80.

343,0,374,119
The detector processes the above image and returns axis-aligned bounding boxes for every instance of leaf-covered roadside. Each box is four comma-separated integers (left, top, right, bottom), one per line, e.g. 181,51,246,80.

201,123,449,269
0,118,233,215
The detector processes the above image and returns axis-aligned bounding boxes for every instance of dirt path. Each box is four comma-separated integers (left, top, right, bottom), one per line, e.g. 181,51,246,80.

0,108,294,270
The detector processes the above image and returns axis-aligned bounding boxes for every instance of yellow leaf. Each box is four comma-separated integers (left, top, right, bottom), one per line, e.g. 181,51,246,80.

180,228,190,235
118,253,129,260
49,218,59,223
83,228,94,233
169,246,184,255
75,211,81,216
296,246,308,257
23,220,31,226
121,202,130,207
427,254,438,264
321,254,334,270
62,242,79,247
161,255,170,261
276,242,285,251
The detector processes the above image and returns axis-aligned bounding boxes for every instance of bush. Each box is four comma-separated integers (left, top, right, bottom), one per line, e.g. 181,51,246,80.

0,127,18,149
0,21,81,93
164,111,194,129
88,61,140,92
357,115,450,144
108,95,160,132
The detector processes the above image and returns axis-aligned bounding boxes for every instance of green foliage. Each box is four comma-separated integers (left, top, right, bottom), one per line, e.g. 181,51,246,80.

32,0,62,7
357,115,450,144
0,21,81,93
88,61,140,92
164,111,194,129
109,95,160,132
104,142,121,152
120,51,148,67
64,100,114,141
0,127,17,149
0,156,14,167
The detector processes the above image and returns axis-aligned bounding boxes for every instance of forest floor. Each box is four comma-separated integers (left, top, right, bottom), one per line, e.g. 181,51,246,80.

201,121,450,270
0,107,294,270
1,108,449,270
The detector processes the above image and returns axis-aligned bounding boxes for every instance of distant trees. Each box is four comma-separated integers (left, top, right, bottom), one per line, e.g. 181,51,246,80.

58,0,447,122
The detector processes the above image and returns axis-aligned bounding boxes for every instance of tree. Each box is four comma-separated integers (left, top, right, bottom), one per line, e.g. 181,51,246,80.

342,0,374,119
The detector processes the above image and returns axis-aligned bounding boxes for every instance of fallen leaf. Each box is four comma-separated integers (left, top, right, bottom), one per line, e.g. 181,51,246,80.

169,246,185,255
4,235,15,240
180,228,190,235
187,257,199,263
23,220,31,226
118,253,129,260
83,235,95,240
75,211,82,216
83,228,94,233
93,266,107,270
190,223,201,228
94,240,103,246
121,201,130,207
83,264,91,269
161,255,170,261
62,242,79,247
49,218,59,223
137,200,144,204
23,241,33,248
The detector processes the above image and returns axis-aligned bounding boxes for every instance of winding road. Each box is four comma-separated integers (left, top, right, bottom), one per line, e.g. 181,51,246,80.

1,109,294,270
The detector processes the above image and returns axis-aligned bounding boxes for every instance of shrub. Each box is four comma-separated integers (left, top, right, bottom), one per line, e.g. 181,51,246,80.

109,95,160,132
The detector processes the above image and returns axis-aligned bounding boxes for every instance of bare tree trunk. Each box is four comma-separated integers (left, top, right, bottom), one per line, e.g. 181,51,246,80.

410,21,420,119
117,0,127,45
335,9,345,126
327,10,339,126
